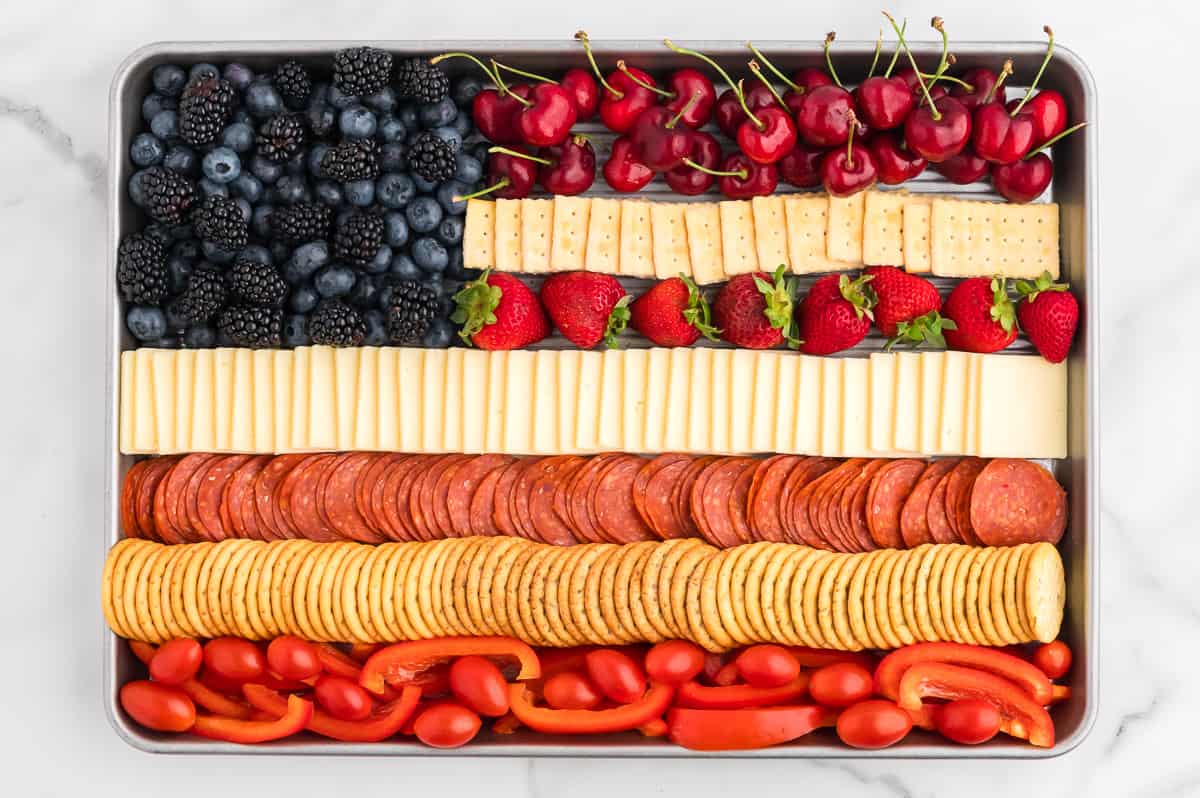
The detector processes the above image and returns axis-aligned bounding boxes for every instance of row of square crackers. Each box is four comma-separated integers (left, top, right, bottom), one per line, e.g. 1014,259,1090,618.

462,191,1060,284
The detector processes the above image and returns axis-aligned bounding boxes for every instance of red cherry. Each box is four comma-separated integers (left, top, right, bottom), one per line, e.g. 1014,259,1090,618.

515,83,577,147
602,136,655,193
904,95,971,163
711,88,746,139
561,67,600,121
663,68,716,128
471,88,524,145
737,106,797,165
820,111,877,196
454,146,540,201
778,140,826,188
972,101,1035,165
950,67,1000,111
854,76,915,131
665,131,721,195
782,68,833,114
796,85,857,148
744,83,777,112
630,105,695,171
1011,90,1068,148
538,135,596,195
992,152,1052,203
934,145,990,184
867,132,926,184
599,67,658,134
717,152,778,199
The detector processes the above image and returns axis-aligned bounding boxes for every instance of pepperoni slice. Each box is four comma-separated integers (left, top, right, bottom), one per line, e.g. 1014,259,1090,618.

286,454,343,541
449,454,513,536
644,457,693,539
971,459,1068,546
252,453,306,540
692,457,749,548
728,459,760,543
528,456,586,545
322,452,385,543
356,454,395,537
180,454,220,543
157,453,212,543
843,459,886,552
945,457,988,546
135,457,177,543
491,458,526,538
566,454,617,543
631,454,689,534
865,459,925,548
594,454,656,543
817,460,859,552
380,456,422,542
898,460,956,547
468,464,506,537
511,457,547,541
673,455,717,539
197,454,251,541
747,455,803,542
429,455,472,538
552,457,590,540
793,463,843,550
121,460,148,538
781,458,838,545
926,460,963,544
226,455,271,540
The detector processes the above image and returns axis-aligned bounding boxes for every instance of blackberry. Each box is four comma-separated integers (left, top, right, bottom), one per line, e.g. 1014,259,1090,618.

408,132,456,183
309,299,366,347
256,115,306,162
273,60,312,107
191,196,248,250
269,201,331,243
178,75,237,146
385,279,439,344
334,211,385,265
171,267,228,324
319,138,379,182
228,258,288,307
332,46,392,97
218,305,282,348
116,232,168,304
395,57,450,103
141,166,196,224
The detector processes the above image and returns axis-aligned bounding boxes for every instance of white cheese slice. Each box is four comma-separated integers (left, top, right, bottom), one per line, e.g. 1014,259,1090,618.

353,347,379,451
686,347,713,453
819,357,843,456
794,354,823,455
459,349,488,453
709,349,733,454
841,357,870,457
421,348,447,454
376,347,400,452
119,351,135,454
131,349,158,453
892,351,921,452
504,350,535,454
272,350,292,452
397,347,424,453
596,348,624,450
151,349,176,454
574,351,603,452
750,351,779,453
174,350,195,455
229,348,254,453
252,349,274,453
307,346,336,451
644,348,672,453
532,349,559,454
192,348,216,453
212,348,237,452
442,348,464,453
729,349,757,453
332,346,359,450
868,353,896,454
938,350,970,455
773,352,800,453
918,351,945,455
621,348,649,452
663,347,692,452
977,355,1067,458
556,350,581,454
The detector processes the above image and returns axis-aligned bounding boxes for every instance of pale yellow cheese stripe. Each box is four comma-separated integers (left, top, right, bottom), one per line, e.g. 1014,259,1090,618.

353,347,379,452
151,349,176,454
175,350,195,455
442,348,464,454
192,349,215,453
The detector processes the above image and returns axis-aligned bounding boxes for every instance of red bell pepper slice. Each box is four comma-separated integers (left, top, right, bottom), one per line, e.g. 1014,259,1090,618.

637,718,668,738
315,643,366,680
711,662,741,686
349,643,383,663
191,694,313,744
787,647,877,672
129,640,157,666
243,683,421,742
666,705,837,751
360,637,540,695
492,712,522,735
897,662,1056,748
181,678,254,720
508,682,674,735
875,642,1053,706
1049,684,1071,705
674,675,811,710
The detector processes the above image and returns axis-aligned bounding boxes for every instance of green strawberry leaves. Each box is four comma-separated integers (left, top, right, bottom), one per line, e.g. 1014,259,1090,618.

679,273,720,341
603,294,632,349
839,273,878,321
1014,270,1069,303
450,268,502,346
754,264,802,348
989,276,1017,334
886,310,957,350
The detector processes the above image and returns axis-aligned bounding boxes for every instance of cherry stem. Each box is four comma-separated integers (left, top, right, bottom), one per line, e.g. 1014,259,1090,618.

572,133,590,147
824,32,843,88
984,59,1013,106
930,17,951,82
748,61,788,110
746,42,799,90
1025,121,1086,158
488,146,552,165
885,12,941,121
883,18,908,77
667,91,702,128
928,72,972,89
845,109,858,168
453,178,511,202
575,30,623,98
489,62,533,107
1011,25,1055,116
664,39,742,95
616,60,673,98
431,52,502,91
493,60,557,85
682,158,747,179
866,30,883,79
736,79,765,127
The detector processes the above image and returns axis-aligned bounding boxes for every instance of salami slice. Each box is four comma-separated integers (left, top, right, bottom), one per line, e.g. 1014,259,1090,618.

226,455,270,541
429,455,472,539
511,457,547,541
632,454,690,534
322,452,385,543
528,456,586,545
135,457,177,543
693,458,749,548
552,457,589,540
356,453,395,536
816,460,860,552
567,454,618,543
728,459,759,543
491,458,526,538
644,457,692,539
157,453,212,543
180,453,220,543
674,455,718,539
252,453,306,540
380,456,421,541
781,458,838,545
196,454,251,541
945,457,987,546
866,459,925,548
925,459,963,544
468,463,505,536
844,459,886,552
411,454,454,542
121,460,148,538
971,459,1068,546
450,454,513,536
594,455,656,543
747,455,803,542
286,454,342,542
899,459,956,548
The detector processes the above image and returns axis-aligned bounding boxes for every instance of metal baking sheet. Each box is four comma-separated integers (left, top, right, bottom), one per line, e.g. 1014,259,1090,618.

105,39,1098,757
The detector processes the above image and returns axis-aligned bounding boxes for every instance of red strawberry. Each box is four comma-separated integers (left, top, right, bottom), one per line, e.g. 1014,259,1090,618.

942,276,1017,353
539,271,630,348
866,265,955,348
798,273,877,355
1015,271,1079,363
712,266,799,349
451,269,549,350
630,275,718,347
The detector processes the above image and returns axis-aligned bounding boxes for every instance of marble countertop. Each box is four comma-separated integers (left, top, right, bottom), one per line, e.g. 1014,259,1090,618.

0,0,1183,794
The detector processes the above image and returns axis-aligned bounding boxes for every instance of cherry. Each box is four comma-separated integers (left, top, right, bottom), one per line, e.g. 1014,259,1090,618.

796,85,857,148
991,121,1086,202
888,14,971,162
454,146,540,200
666,131,722,195
714,152,778,199
746,44,832,115
714,89,745,138
972,61,1034,164
629,94,701,171
820,110,878,196
744,83,778,111
618,63,716,129
951,67,999,111
779,140,826,188
432,52,530,144
561,67,600,120
576,31,658,133
538,135,596,195
934,145,990,184
867,131,926,184
513,82,577,147
855,76,915,131
1011,89,1068,148
603,135,655,193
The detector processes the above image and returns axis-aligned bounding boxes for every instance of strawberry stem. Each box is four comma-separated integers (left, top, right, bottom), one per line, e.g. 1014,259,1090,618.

883,18,907,77
983,60,1013,106
1025,121,1087,157
746,43,799,90
575,30,623,98
431,52,503,91
603,295,632,348
450,269,502,346
488,146,552,165
885,11,941,121
679,273,720,340
493,60,557,85
748,61,788,110
824,32,843,88
1011,25,1054,116
866,29,884,79
617,60,674,98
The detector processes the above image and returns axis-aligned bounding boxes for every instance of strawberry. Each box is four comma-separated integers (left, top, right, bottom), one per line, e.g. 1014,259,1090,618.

942,276,1017,353
798,273,877,355
864,265,951,342
1015,271,1079,363
712,266,799,349
539,271,630,349
451,269,549,350
629,275,718,347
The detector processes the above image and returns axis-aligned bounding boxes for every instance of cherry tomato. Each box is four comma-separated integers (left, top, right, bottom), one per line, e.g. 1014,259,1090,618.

836,699,913,749
203,637,267,684
414,702,482,748
645,641,706,685
934,698,1002,745
267,636,321,682
1032,640,1072,680
734,645,801,688
712,662,740,686
314,674,373,721
120,679,196,732
809,662,874,708
448,655,510,717
542,671,602,710
585,649,647,704
149,638,202,686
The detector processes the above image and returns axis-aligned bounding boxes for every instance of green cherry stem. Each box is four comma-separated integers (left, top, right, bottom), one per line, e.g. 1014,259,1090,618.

493,60,557,84
746,42,800,90
489,61,532,107
885,11,941,121
431,52,503,91
824,32,843,88
664,39,761,126
575,30,623,98
748,60,788,110
866,29,883,79
668,91,703,127
883,18,907,77
616,60,674,98
682,158,747,180
1011,25,1055,116
453,178,511,202
981,59,1013,105
1024,121,1086,158
487,146,552,165
845,109,859,168
930,17,950,81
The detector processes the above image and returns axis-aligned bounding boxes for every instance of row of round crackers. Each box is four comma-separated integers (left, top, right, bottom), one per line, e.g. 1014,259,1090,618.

102,538,1064,651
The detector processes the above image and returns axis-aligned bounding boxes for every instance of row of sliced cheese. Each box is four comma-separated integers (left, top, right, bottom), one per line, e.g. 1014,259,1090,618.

462,191,1060,283
120,346,1066,459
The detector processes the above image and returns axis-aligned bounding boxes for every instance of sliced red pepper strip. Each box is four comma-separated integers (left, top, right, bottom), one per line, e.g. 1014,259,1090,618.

314,644,405,702
508,682,673,734
243,683,421,742
181,678,254,720
492,712,523,735
360,637,540,695
191,694,313,744
349,643,383,663
674,675,811,710
129,640,157,666
1049,684,1072,705
875,642,1053,705
666,705,837,751
897,662,1055,748
711,662,740,686
787,646,877,672
637,718,668,738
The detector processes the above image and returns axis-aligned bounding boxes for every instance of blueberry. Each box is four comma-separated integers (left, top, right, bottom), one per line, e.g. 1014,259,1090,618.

471,141,491,162
285,151,308,176
127,170,149,206
231,109,252,125
202,146,242,184
150,110,179,140
222,62,255,90
171,239,202,262
336,208,357,227
184,325,217,348
233,198,252,222
141,93,176,124
307,105,337,138
376,172,415,209
282,313,311,347
314,264,357,298
337,106,378,139
411,173,439,194
452,112,473,138
272,175,310,204
306,181,337,208
291,241,331,276
130,133,165,167
231,173,264,203
202,240,237,264
397,104,420,131
343,178,376,207
406,196,443,234
363,245,392,275
364,87,397,113
152,64,188,97
379,142,407,173
251,204,274,239
378,115,406,143
389,252,421,280
126,305,167,341
220,122,255,153
431,125,463,153
422,317,456,348
412,236,449,273
250,154,284,184
240,244,272,265
308,83,330,108
453,153,483,184
188,63,220,82
328,84,359,110
245,80,285,117
446,247,476,281
349,274,381,309
452,75,484,108
436,180,470,216
436,216,464,246
363,309,388,345
199,178,229,198
270,241,292,264
307,143,330,175
166,256,193,294
419,97,458,128
288,285,320,314
383,212,410,248
162,145,198,176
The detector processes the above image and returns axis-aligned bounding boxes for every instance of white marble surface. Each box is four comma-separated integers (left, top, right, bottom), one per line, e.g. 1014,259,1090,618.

0,0,1185,794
